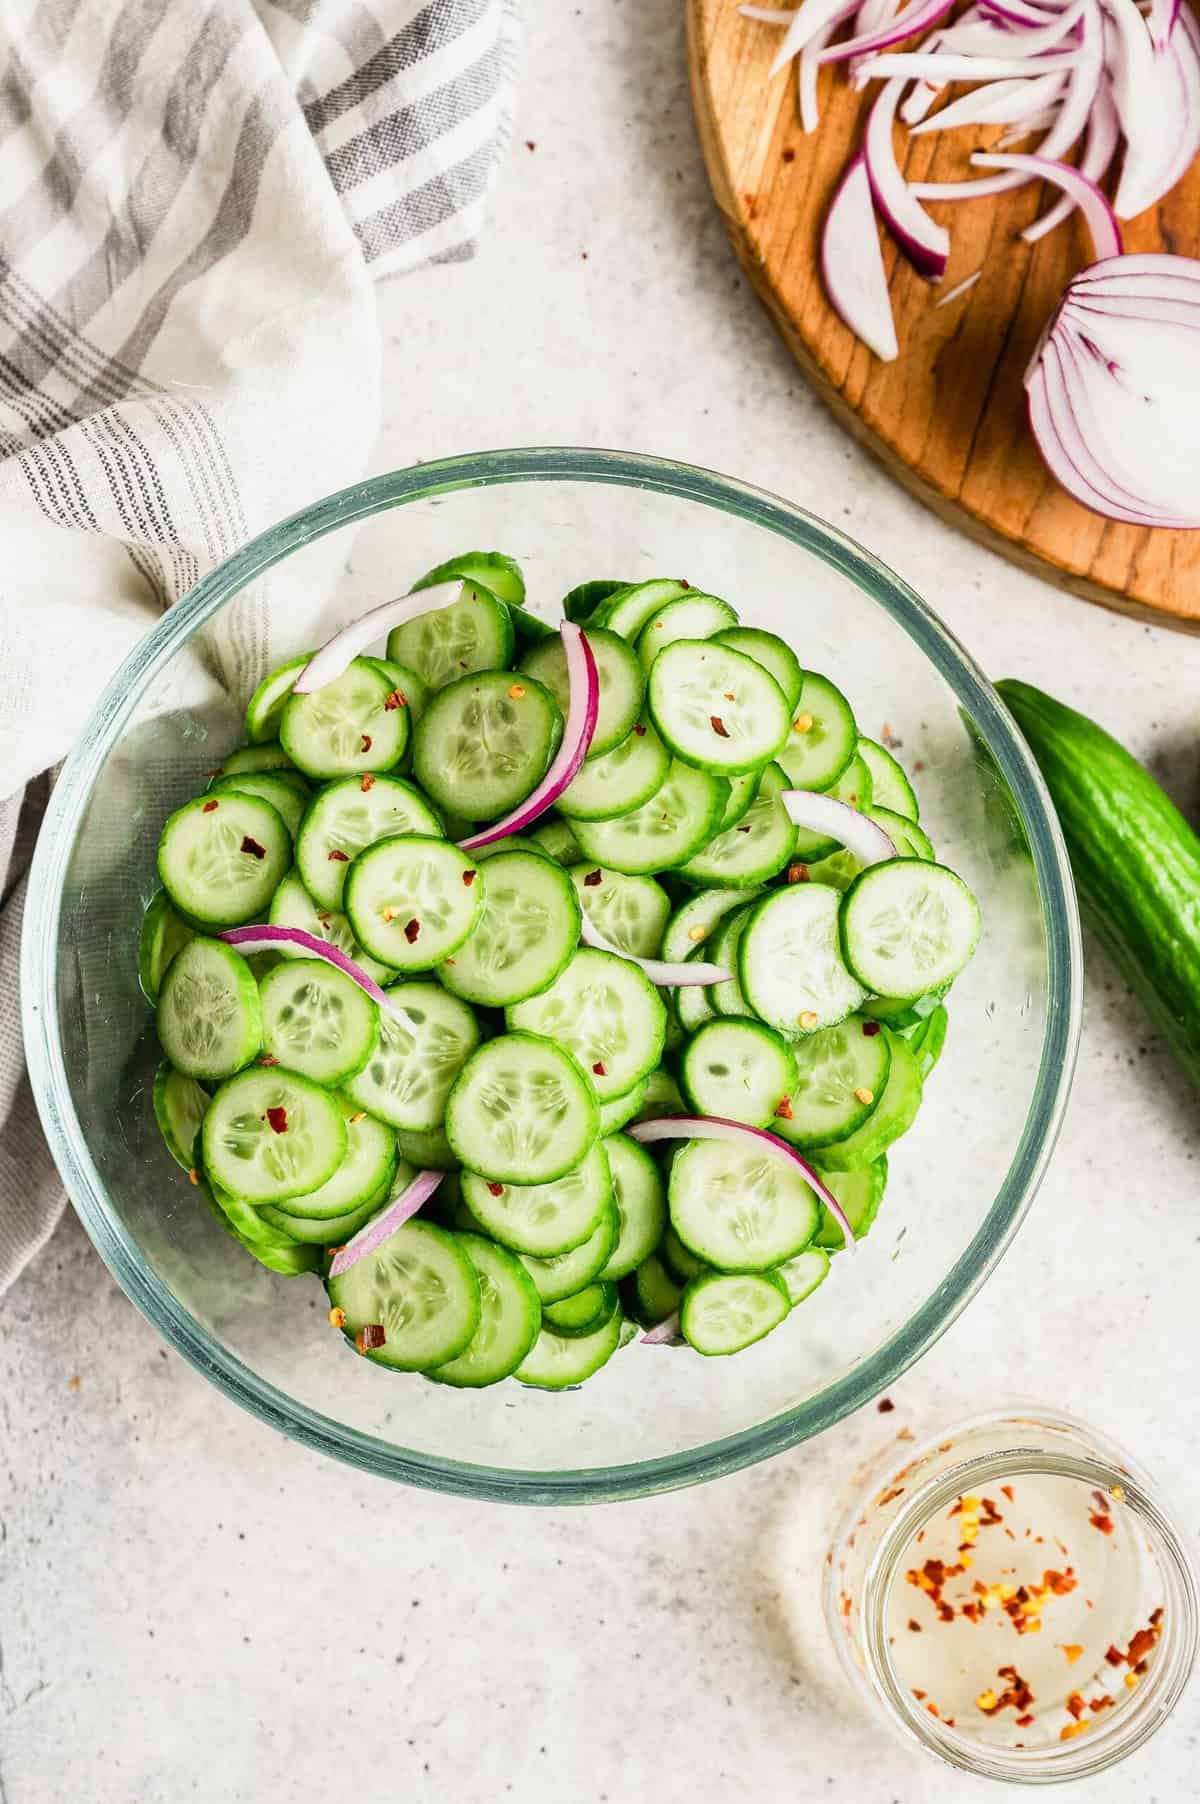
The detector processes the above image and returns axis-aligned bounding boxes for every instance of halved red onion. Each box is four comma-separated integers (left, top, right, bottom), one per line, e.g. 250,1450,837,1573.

821,155,899,360
864,78,950,278
628,1116,859,1251
217,926,416,1023
781,789,898,864
578,915,732,986
292,581,462,693
641,1313,682,1345
457,624,599,851
328,1169,446,1277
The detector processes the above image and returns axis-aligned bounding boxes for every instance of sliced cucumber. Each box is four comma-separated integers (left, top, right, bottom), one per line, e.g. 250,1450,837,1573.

597,1076,650,1135
514,1308,624,1389
327,1219,481,1371
675,950,718,1033
660,1223,709,1284
858,738,919,821
681,1018,798,1128
245,653,313,743
157,792,291,927
516,1200,620,1303
219,741,297,776
280,658,409,777
636,1066,687,1122
840,860,981,997
272,1103,398,1219
439,849,580,1007
507,947,667,1100
909,1004,949,1077
680,1270,790,1356
597,1133,667,1280
413,671,561,821
568,761,730,875
258,960,379,1086
648,640,790,776
662,887,759,961
387,580,515,690
413,549,526,606
530,816,584,865
138,889,193,1002
153,1062,209,1169
812,1158,889,1247
209,772,308,839
362,656,431,724
203,1066,348,1204
295,775,442,911
712,627,804,711
206,1178,303,1251
520,628,644,759
825,751,873,814
715,768,763,834
157,938,262,1080
773,1015,892,1149
861,984,950,1028
445,1031,599,1184
344,834,485,969
669,1135,820,1271
426,1233,542,1387
708,903,758,1019
343,980,480,1131
773,1245,831,1303
809,1031,922,1170
268,869,395,987
261,1187,386,1246
543,1281,618,1337
460,1139,611,1256
629,1253,682,1327
871,808,935,861
395,1123,460,1171
739,884,867,1038
558,719,670,820
564,578,629,623
635,592,738,668
776,671,858,793
569,864,670,958
598,578,689,641
678,761,798,887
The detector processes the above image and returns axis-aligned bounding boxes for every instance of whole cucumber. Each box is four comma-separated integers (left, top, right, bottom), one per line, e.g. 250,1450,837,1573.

998,679,1200,1086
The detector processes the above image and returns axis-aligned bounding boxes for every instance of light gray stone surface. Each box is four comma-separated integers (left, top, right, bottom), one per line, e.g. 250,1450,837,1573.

2,1,1199,1799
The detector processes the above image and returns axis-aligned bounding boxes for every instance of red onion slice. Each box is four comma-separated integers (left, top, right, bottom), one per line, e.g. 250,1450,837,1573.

822,0,957,62
781,788,898,864
641,1313,682,1345
217,926,416,1023
801,9,856,128
860,49,1080,82
328,1169,445,1277
937,0,1084,53
971,151,1121,258
578,915,732,985
457,624,599,851
1022,78,1118,242
821,155,900,360
769,0,874,73
628,1116,859,1252
864,78,950,278
909,71,1067,134
292,581,461,693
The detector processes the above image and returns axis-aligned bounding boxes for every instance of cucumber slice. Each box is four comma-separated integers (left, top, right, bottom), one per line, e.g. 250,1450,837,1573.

636,1066,686,1122
558,719,670,820
439,850,581,1007
295,775,442,911
138,888,194,1002
514,1308,624,1388
598,578,689,641
825,751,873,813
387,581,515,690
327,1219,482,1371
776,671,857,793
660,1222,709,1284
245,653,313,743
840,860,981,996
809,1029,922,1170
413,549,526,606
773,1014,892,1149
516,1200,620,1303
268,869,395,987
271,1105,398,1219
153,1062,209,1170
460,1139,612,1256
800,847,862,893
219,741,297,776
712,627,804,711
597,1132,667,1280
206,1178,304,1251
597,1076,650,1135
858,738,919,821
668,1135,820,1271
530,816,584,865
344,834,485,969
909,1003,949,1077
157,792,290,927
635,593,738,669
629,1253,682,1327
774,1245,831,1304
680,1270,790,1356
520,628,644,759
739,884,867,1038
203,1066,348,1204
445,1031,599,1184
715,767,763,834
258,960,379,1086
648,640,790,776
708,904,758,1019
568,761,730,875
280,658,409,778
157,938,262,1080
395,1123,459,1171
662,887,759,962
507,947,667,1100
343,980,480,1131
563,578,629,623
543,1281,618,1337
679,761,798,886
412,671,561,821
208,772,309,839
469,834,543,859
812,1158,889,1247
261,1185,387,1246
861,984,950,1027
676,949,718,1034
681,1018,798,1128
425,1233,542,1387
569,864,670,958
871,808,935,861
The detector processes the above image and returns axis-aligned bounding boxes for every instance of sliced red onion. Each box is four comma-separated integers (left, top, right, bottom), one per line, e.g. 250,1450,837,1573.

909,69,1066,133
1103,0,1161,217
821,155,899,360
217,926,416,1024
739,3,798,18
292,581,461,693
1022,78,1118,241
899,74,944,121
628,1116,859,1252
328,1169,445,1277
934,268,983,307
641,1313,682,1345
769,0,874,73
822,0,957,62
801,8,856,128
781,788,898,864
971,152,1121,258
858,49,1080,82
864,77,950,278
1147,0,1181,49
457,623,599,852
578,915,731,985
937,0,1084,53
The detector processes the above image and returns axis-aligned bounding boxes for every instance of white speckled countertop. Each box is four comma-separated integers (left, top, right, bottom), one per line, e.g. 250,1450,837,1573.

2,3,1199,1799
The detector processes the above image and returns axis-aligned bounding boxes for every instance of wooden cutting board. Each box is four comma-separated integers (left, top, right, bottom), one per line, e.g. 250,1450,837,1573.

688,0,1200,632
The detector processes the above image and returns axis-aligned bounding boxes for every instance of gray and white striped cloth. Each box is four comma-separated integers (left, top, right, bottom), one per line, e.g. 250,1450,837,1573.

0,0,518,1293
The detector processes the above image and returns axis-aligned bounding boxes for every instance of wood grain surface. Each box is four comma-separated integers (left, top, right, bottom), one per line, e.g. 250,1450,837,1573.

688,0,1200,632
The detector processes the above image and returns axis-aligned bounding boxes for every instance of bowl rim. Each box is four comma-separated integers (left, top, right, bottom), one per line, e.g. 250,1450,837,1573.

21,445,1083,1505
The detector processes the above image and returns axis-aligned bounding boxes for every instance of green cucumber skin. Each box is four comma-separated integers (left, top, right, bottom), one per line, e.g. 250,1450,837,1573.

999,680,1200,1086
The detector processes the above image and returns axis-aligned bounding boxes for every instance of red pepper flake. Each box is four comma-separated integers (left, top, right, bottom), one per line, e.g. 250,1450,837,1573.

462,869,477,887
583,869,603,887
722,691,735,701
1104,1645,1124,1666
525,139,536,150
486,1182,504,1197
384,690,407,710
914,759,926,773
328,848,349,862
709,715,730,738
878,1484,906,1507
1001,1484,1015,1502
961,1602,980,1623
907,1620,921,1632
355,1324,386,1353
632,722,646,736
911,1689,927,1702
1126,1626,1158,1666
1089,1511,1114,1535
774,1096,794,1121
786,863,809,884
360,734,373,752
877,1398,895,1414
1066,1692,1085,1721
861,1019,881,1037
404,918,420,944
266,1106,288,1134
592,1061,606,1077
202,799,219,813
980,1497,1004,1525
1089,1695,1115,1715
782,146,796,163
1044,1568,1077,1596
1015,1713,1034,1727
240,836,266,859
360,773,376,792
258,1054,280,1067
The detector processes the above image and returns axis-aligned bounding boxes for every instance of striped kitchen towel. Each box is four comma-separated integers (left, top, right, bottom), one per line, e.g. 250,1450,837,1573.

0,0,519,1293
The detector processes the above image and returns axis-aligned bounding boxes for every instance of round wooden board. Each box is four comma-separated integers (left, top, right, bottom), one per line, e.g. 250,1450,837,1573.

687,0,1200,633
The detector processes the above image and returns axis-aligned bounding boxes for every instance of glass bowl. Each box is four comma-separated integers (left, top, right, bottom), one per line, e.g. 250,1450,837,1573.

22,448,1081,1504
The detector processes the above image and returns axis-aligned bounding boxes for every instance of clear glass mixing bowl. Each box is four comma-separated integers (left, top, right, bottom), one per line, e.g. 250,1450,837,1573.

21,448,1081,1503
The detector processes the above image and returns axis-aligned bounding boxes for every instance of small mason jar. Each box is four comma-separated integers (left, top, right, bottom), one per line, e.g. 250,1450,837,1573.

823,1407,1197,1784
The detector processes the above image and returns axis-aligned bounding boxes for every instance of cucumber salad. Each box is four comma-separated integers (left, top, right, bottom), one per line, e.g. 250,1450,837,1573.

140,552,980,1389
